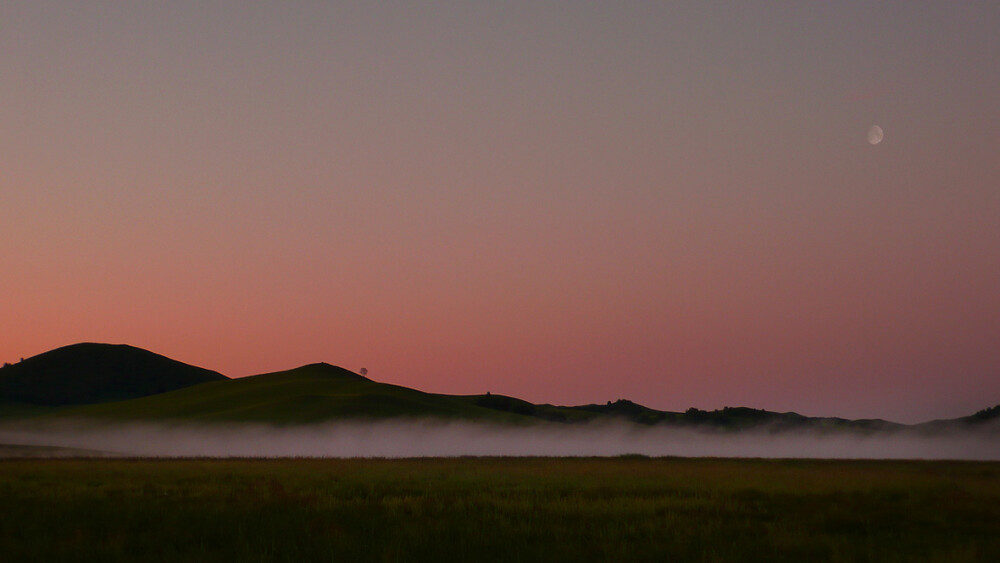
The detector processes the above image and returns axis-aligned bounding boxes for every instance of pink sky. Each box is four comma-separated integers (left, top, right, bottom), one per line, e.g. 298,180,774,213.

2,2,999,423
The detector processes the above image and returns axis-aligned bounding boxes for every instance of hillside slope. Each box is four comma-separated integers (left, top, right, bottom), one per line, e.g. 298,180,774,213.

2,343,995,431
58,363,532,425
0,343,227,406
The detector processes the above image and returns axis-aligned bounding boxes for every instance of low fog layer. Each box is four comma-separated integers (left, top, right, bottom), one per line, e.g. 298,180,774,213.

1,419,997,460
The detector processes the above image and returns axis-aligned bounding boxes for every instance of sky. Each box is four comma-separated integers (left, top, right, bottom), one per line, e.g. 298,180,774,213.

2,1,998,424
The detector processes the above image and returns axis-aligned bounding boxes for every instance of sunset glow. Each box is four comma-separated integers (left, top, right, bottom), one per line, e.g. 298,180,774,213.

2,2,998,423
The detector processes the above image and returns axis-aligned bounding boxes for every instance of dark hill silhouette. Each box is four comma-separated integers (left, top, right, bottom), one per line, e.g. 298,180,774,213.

1,343,996,431
967,405,1000,423
290,362,370,381
0,343,227,406
916,404,1000,433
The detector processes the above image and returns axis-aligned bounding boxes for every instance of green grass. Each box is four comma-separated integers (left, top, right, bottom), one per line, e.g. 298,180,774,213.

0,402,54,419
1,457,997,562
49,364,533,425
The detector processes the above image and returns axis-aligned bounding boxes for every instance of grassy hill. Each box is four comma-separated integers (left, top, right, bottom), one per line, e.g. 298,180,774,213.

56,363,533,425
0,343,227,407
50,368,917,431
2,343,995,431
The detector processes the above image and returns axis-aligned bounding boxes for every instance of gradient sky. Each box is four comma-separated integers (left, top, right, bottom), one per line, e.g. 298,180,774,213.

3,1,998,423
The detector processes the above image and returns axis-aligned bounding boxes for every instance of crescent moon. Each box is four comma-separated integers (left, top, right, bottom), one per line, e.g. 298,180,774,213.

868,125,884,145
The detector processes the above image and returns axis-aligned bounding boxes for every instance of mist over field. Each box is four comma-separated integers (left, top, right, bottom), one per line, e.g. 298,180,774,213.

1,419,997,460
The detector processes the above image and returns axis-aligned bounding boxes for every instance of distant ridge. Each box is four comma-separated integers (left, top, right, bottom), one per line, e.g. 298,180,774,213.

0,343,996,431
0,343,227,406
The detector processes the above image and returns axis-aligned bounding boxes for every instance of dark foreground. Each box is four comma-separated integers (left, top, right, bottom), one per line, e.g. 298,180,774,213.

1,457,997,562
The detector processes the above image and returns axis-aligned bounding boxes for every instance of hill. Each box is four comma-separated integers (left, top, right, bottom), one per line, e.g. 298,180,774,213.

0,343,227,406
57,363,531,425
46,370,917,432
1,343,995,432
914,404,1000,433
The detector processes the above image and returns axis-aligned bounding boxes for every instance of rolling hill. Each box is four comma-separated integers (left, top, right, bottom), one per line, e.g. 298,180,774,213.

1,343,996,432
0,343,227,406
58,363,532,425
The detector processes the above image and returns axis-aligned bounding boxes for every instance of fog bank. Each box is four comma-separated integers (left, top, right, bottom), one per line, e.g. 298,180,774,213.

1,419,997,460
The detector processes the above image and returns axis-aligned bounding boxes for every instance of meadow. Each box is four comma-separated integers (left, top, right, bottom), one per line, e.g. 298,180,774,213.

1,456,998,562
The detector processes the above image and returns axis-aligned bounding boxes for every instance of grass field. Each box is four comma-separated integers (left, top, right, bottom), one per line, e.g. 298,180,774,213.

1,457,998,562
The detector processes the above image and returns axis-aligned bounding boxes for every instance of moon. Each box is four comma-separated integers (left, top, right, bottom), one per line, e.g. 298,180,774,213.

867,125,884,145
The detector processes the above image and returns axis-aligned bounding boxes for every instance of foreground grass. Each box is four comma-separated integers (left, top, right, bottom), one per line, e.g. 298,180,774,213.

0,457,997,562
